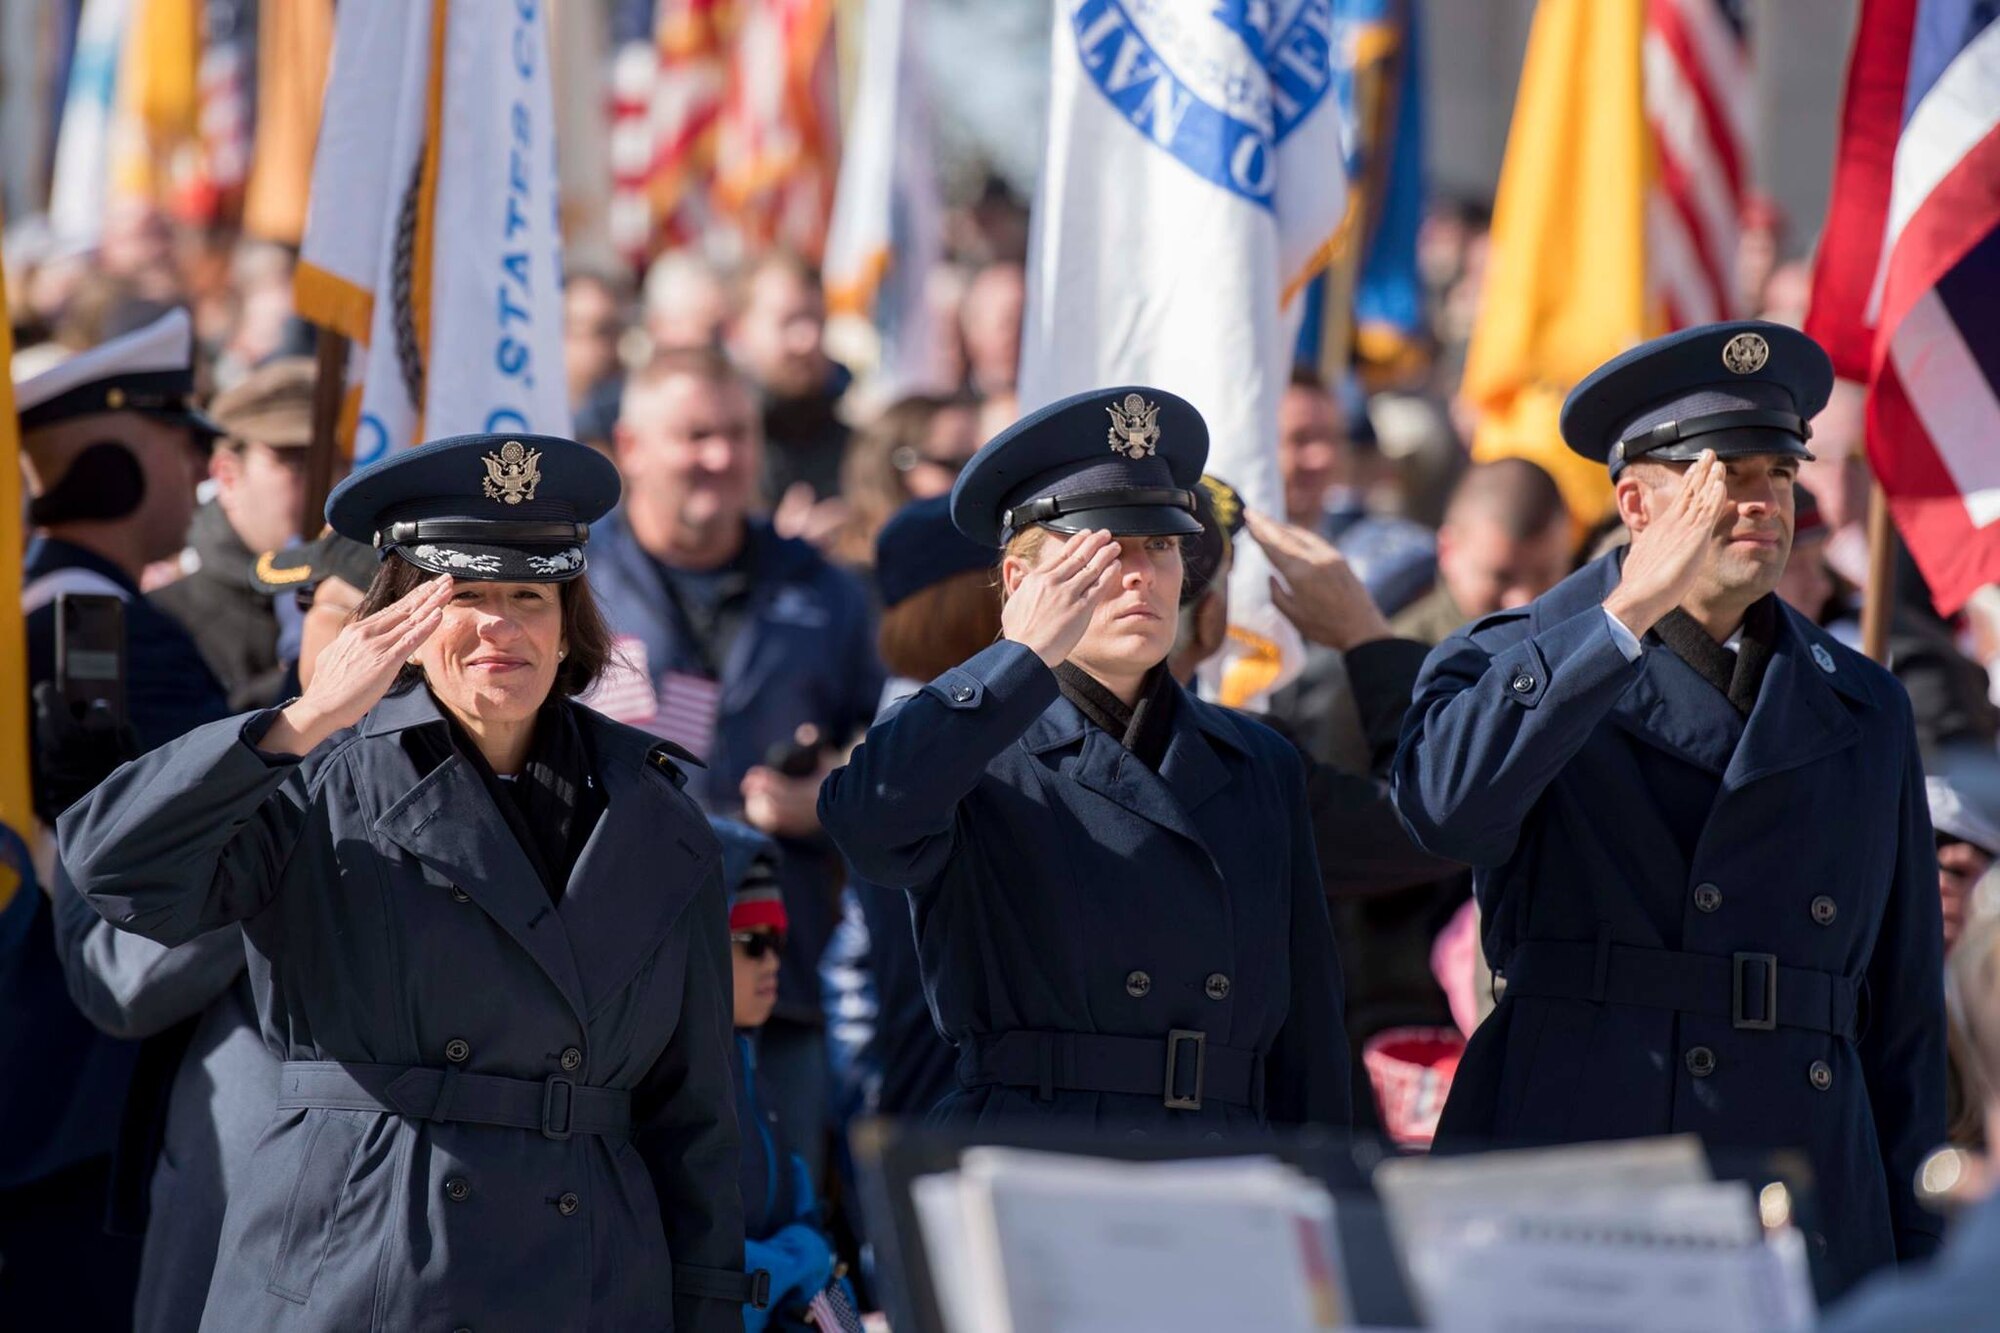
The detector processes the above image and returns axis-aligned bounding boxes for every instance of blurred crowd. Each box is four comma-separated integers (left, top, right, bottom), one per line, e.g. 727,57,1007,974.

10,182,2000,1329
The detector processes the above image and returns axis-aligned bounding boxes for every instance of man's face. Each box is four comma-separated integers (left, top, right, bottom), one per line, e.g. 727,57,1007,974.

1938,837,1992,954
1438,515,1571,617
128,415,209,563
732,268,827,398
1277,385,1348,525
960,264,1025,392
564,280,623,400
213,439,306,555
617,374,760,532
1630,453,1798,602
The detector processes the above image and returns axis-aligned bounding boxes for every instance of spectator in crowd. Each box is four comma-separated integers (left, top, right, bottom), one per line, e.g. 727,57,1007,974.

593,346,883,1186
564,267,631,416
823,497,999,1131
731,251,852,506
1929,747,2000,958
645,248,734,351
717,821,851,1330
1269,366,1437,775
831,393,981,571
1775,483,1837,621
4,309,229,1326
959,260,1024,398
210,240,300,390
153,356,315,711
1821,912,2000,1332
1393,457,1572,646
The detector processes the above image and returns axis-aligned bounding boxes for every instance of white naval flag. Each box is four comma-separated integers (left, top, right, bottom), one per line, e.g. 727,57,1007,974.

1019,0,1349,703
296,0,570,471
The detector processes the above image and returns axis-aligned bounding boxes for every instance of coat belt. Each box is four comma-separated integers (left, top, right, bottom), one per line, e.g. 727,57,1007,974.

1502,941,1861,1040
276,1061,632,1140
958,1030,1263,1112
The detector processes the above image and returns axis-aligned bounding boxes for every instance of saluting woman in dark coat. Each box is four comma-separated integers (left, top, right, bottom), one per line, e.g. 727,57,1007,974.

61,434,746,1332
818,388,1352,1135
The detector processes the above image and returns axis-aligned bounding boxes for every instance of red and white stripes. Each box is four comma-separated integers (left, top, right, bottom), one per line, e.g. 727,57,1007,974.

1643,0,1751,328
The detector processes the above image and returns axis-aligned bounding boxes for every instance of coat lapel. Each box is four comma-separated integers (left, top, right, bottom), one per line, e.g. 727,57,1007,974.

557,717,717,1019
1607,649,1744,776
372,739,590,1023
1027,688,1224,855
1721,611,1861,791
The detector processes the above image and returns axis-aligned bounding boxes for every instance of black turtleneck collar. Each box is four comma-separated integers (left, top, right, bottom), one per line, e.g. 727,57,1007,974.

1054,662,1178,769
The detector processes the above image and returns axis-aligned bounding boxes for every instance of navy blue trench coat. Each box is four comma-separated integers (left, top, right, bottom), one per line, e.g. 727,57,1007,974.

1391,553,1946,1291
818,640,1351,1134
60,685,744,1332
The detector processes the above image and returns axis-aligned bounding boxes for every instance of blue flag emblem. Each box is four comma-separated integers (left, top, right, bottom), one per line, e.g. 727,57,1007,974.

1068,0,1336,209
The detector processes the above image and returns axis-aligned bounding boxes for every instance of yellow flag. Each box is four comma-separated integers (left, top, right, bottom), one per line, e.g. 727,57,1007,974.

0,205,29,907
111,0,202,204
1459,0,1660,531
243,0,337,245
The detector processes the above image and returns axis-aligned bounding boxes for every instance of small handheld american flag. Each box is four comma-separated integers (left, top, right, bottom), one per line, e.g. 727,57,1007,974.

804,1279,864,1333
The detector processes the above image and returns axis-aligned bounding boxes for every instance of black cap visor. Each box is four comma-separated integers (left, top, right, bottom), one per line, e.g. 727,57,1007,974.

1618,426,1814,472
392,540,588,583
1035,504,1206,539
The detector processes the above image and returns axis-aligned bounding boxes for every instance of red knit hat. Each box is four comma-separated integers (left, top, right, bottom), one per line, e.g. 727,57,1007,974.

728,850,788,936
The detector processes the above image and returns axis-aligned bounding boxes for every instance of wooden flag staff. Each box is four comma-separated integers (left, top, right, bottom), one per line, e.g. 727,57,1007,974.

302,331,351,534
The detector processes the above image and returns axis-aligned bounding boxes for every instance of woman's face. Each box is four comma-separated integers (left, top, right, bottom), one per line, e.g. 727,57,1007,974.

731,931,782,1028
412,580,564,726
1056,533,1184,679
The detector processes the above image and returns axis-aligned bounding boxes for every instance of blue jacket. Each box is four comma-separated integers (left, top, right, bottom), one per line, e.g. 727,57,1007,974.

821,880,959,1123
59,688,744,1332
819,640,1351,1133
1819,1187,2000,1332
1391,553,1946,1292
588,514,883,1023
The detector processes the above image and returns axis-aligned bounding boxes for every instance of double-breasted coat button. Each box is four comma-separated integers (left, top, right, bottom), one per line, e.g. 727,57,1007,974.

1810,896,1838,926
1809,1060,1834,1091
1693,883,1722,913
557,1192,580,1216
444,1039,470,1064
450,885,470,903
1125,970,1152,998
950,684,974,703
1204,973,1231,1000
445,1177,470,1202
1685,1046,1716,1077
559,1047,582,1072
1511,673,1537,694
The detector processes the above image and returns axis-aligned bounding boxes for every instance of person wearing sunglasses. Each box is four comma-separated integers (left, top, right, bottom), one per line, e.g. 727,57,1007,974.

715,819,855,1332
831,393,982,571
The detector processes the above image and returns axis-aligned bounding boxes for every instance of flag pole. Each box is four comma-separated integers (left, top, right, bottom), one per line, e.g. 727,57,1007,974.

1861,478,1896,664
302,330,350,533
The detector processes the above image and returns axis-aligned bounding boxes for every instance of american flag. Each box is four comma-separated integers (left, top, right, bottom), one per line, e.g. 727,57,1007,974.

1806,0,2000,615
805,1280,865,1333
608,0,732,268
711,0,840,261
1642,0,1753,327
188,0,256,224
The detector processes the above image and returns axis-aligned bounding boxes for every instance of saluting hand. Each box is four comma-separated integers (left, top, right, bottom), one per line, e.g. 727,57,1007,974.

1001,529,1123,668
1605,449,1730,638
1245,509,1395,652
261,577,455,757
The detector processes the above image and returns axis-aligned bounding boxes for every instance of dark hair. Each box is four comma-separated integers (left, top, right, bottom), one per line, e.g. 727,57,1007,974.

878,567,1005,681
354,552,616,698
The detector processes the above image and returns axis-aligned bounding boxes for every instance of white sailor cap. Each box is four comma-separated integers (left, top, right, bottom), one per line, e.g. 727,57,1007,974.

14,307,222,438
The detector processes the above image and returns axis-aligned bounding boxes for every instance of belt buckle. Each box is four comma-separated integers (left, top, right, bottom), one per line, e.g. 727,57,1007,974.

541,1075,575,1140
1733,953,1778,1031
1163,1029,1206,1111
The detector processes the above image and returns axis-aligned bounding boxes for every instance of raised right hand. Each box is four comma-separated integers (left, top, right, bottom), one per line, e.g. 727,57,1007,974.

261,576,454,756
1000,529,1122,668
1605,450,1729,637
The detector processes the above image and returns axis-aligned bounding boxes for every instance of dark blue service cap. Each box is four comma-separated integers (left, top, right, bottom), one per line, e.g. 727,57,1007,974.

1561,321,1832,476
949,385,1208,548
325,432,620,583
876,495,997,609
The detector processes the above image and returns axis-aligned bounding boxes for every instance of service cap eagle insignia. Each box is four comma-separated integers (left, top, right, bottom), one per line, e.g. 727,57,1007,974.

1106,393,1162,460
481,440,542,504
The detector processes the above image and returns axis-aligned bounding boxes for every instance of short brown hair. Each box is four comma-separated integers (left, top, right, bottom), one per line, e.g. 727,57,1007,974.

625,342,744,396
354,552,616,698
878,566,1004,680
